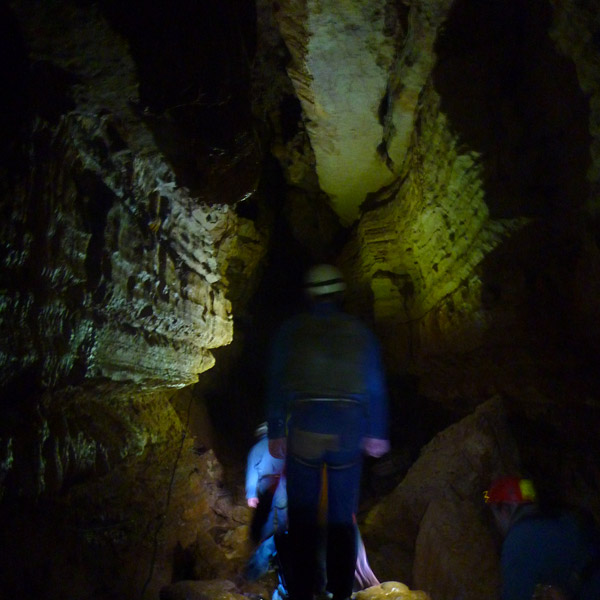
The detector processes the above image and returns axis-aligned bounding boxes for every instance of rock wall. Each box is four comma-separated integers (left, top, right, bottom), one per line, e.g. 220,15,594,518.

0,385,255,600
332,0,600,411
265,0,599,409
364,397,517,598
549,0,600,199
341,83,529,370
1,1,268,393
0,4,268,597
1,1,600,599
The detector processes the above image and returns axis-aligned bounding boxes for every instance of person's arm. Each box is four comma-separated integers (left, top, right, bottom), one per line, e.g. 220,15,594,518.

245,444,260,506
268,437,287,459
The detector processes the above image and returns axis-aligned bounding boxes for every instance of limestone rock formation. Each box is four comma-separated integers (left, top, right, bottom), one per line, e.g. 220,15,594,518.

1,4,268,597
0,384,253,600
413,498,501,600
274,0,400,224
355,580,431,600
1,1,268,393
333,0,599,416
265,0,599,416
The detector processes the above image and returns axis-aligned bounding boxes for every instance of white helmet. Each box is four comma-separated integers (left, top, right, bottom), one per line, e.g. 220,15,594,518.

254,422,268,438
304,264,347,297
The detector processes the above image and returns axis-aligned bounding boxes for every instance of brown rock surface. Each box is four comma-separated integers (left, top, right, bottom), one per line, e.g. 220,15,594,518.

413,498,501,600
1,1,267,391
363,397,519,589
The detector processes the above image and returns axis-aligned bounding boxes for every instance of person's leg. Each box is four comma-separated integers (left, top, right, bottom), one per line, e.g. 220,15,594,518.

325,463,361,600
250,488,275,544
274,531,291,595
286,455,322,600
245,535,277,581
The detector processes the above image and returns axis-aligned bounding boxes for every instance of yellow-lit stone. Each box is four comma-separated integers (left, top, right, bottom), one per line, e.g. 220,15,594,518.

355,581,431,600
276,0,398,224
342,85,528,369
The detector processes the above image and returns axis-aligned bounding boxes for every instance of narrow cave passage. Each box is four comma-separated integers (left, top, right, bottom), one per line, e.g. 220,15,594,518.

185,157,465,600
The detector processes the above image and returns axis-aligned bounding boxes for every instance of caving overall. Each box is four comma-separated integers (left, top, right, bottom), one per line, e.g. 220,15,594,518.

267,301,388,600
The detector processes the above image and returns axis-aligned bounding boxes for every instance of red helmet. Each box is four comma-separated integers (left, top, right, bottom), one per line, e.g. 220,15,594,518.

484,476,537,504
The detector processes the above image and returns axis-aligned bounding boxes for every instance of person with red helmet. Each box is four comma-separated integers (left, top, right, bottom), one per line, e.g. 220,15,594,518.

485,476,600,600
485,476,538,537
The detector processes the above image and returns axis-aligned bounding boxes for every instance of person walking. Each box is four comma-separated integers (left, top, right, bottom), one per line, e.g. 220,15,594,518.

266,264,390,600
246,422,287,542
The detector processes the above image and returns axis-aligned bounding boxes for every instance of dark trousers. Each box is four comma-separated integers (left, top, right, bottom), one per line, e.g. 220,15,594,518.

285,454,361,600
250,488,275,544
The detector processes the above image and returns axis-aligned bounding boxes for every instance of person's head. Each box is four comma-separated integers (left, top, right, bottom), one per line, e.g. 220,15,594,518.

303,263,346,304
485,476,537,536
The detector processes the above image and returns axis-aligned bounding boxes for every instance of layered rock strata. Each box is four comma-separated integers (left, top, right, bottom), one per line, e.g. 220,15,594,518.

1,1,267,391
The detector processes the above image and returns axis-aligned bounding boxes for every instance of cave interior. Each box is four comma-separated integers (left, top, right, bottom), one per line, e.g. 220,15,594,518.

1,1,600,599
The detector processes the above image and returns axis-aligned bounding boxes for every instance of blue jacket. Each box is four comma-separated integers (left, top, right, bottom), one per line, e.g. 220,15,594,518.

266,301,388,443
501,509,600,600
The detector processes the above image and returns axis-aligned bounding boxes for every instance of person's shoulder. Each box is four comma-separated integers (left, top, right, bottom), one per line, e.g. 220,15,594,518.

510,507,585,540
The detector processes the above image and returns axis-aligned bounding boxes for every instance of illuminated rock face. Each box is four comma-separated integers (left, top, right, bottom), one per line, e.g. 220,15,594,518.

274,0,399,224
1,4,267,598
341,86,529,372
3,111,235,389
268,0,600,407
331,0,600,406
0,2,267,391
271,0,458,225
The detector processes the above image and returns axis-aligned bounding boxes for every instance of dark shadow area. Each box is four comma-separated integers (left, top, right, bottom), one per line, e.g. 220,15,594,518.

432,0,591,219
0,5,30,177
99,0,262,203
505,395,600,514
359,374,458,509
434,0,598,428
99,0,256,113
478,216,595,353
202,155,316,466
